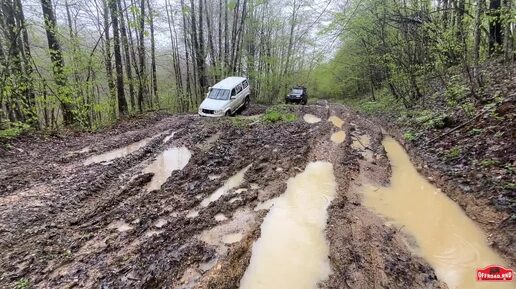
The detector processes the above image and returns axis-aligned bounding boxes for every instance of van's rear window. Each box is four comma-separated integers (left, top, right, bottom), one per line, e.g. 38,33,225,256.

208,89,230,100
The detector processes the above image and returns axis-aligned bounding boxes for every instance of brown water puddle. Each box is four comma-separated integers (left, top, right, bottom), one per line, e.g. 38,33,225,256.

352,134,373,161
239,161,337,289
199,208,256,255
330,131,346,144
200,165,251,207
143,146,192,191
303,114,321,124
362,137,512,289
351,134,371,149
83,137,152,165
328,116,344,128
162,131,176,144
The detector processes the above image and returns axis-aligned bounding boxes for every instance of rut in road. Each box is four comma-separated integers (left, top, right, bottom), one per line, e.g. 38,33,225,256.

0,103,510,289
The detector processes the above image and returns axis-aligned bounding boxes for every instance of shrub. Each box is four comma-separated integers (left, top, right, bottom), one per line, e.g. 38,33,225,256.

261,105,297,123
0,122,31,141
445,146,462,159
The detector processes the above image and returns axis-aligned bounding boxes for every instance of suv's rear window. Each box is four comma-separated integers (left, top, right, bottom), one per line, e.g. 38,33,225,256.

292,89,304,94
208,89,230,100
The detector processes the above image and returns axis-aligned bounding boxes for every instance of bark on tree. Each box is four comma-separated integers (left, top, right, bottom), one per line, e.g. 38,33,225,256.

165,0,184,108
489,0,503,54
147,0,159,107
118,0,135,111
137,0,147,111
41,0,75,125
473,0,484,83
102,0,116,118
110,0,128,116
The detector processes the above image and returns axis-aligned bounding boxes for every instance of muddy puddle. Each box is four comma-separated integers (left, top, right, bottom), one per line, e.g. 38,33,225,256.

361,137,512,289
330,131,346,144
200,165,251,207
303,114,321,124
328,116,344,128
239,161,337,289
83,137,152,165
351,134,374,161
143,146,192,191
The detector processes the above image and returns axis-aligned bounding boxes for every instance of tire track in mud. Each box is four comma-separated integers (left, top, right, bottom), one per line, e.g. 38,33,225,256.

1,104,508,289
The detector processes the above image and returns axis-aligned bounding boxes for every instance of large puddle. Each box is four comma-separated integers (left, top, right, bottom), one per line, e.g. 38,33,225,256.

303,114,321,124
143,147,192,191
330,131,346,144
362,137,511,289
328,116,344,128
239,161,337,289
201,165,251,207
83,137,152,165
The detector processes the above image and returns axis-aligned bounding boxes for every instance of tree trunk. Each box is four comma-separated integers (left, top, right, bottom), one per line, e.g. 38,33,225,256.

147,0,159,107
473,0,484,84
137,0,147,111
165,0,183,107
204,0,217,70
41,0,75,125
180,0,192,110
232,0,247,73
196,0,207,92
503,0,513,61
110,0,128,116
489,0,503,55
118,0,135,111
224,0,229,72
102,0,116,118
218,0,223,68
283,0,298,76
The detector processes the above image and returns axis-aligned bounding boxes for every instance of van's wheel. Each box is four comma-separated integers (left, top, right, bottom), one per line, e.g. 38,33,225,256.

244,96,250,109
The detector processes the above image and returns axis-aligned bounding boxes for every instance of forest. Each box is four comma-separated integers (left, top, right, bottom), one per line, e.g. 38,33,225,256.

0,0,514,132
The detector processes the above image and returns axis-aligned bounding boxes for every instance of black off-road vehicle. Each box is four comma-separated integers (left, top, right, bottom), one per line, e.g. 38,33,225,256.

285,86,308,105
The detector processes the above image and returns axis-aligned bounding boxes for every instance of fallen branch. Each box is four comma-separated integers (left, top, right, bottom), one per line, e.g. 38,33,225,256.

426,111,487,145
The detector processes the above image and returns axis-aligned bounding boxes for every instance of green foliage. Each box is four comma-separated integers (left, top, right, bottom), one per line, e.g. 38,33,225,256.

461,102,476,117
0,122,31,141
230,116,255,128
261,105,297,123
403,131,418,142
469,128,483,136
445,77,468,106
15,278,30,289
445,146,462,159
480,159,498,167
504,183,516,190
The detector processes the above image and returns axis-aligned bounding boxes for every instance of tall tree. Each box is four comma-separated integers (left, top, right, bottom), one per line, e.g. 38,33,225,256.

488,0,503,54
147,0,159,107
137,0,147,111
118,0,135,111
110,0,128,116
102,0,116,118
41,0,75,125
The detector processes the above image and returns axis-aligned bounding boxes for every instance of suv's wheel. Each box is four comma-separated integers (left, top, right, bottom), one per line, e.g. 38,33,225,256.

301,99,307,105
285,100,290,104
225,110,232,117
244,96,250,108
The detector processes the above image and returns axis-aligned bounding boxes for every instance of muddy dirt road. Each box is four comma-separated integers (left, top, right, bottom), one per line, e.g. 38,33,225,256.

0,103,513,289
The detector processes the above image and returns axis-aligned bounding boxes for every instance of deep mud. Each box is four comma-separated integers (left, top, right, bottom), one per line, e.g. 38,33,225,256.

0,104,511,288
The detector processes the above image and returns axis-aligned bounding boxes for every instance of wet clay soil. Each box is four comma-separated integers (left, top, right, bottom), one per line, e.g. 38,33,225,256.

0,105,512,289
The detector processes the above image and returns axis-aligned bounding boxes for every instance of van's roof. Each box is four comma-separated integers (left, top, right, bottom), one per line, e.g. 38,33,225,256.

212,76,246,89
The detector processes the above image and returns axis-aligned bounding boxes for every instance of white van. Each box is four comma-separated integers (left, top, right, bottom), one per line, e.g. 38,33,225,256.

198,76,251,117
